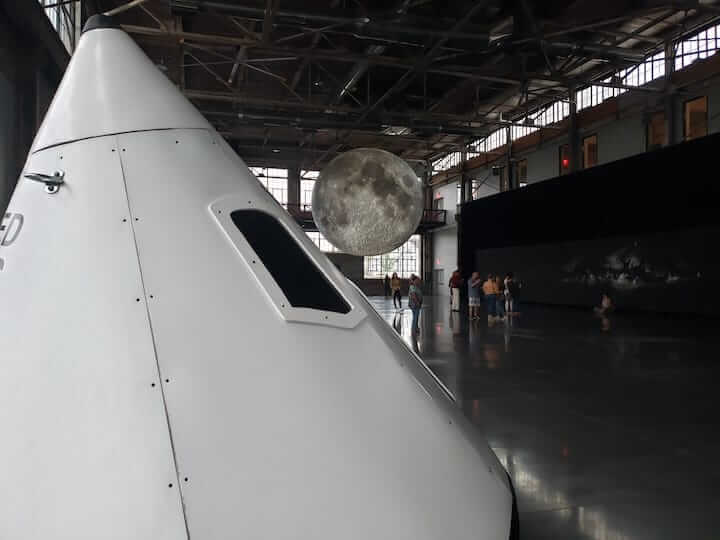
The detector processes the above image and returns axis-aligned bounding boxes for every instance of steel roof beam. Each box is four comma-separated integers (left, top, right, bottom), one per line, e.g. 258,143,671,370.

123,24,663,87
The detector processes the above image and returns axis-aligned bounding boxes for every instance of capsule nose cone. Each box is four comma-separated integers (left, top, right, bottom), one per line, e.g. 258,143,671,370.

30,13,211,153
82,14,120,33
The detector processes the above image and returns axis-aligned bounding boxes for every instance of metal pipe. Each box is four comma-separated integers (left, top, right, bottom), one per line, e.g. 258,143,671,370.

199,1,489,41
39,0,78,8
547,41,649,61
203,2,369,26
104,0,151,16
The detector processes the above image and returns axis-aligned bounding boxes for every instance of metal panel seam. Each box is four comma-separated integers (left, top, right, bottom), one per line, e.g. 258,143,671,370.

31,127,210,155
115,134,192,539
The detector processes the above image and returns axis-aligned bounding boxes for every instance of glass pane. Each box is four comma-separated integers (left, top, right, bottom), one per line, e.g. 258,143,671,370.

363,235,421,279
231,210,350,313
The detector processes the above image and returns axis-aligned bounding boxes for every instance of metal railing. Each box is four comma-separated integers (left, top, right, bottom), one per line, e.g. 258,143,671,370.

422,208,447,227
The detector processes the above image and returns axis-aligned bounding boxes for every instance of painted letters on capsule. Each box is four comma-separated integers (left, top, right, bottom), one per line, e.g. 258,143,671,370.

0,212,25,271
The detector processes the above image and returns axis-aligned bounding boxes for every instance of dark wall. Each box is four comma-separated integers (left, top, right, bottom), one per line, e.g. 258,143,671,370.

326,253,414,297
461,133,720,315
0,2,67,213
327,253,364,283
474,225,720,315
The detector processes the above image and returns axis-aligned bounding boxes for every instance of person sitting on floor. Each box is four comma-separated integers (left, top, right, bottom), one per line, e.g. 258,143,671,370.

594,293,614,316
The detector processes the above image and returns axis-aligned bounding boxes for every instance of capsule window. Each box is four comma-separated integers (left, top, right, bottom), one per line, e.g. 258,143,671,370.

230,210,351,314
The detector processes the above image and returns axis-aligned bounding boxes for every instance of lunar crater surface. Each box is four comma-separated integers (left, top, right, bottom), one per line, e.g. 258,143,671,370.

312,148,424,256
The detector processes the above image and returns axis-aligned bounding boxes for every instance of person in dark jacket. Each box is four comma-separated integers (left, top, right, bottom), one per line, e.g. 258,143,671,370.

448,270,463,312
409,275,423,334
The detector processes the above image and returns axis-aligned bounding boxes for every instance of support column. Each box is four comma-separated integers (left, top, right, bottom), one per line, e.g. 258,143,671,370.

421,162,434,292
506,125,514,190
457,147,468,274
459,147,469,205
568,84,580,173
287,166,300,209
664,40,678,145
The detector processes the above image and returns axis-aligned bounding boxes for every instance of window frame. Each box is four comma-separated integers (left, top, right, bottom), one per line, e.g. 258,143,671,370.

363,235,422,279
249,166,290,208
209,195,366,329
300,170,319,211
582,134,598,169
683,95,708,142
646,111,667,150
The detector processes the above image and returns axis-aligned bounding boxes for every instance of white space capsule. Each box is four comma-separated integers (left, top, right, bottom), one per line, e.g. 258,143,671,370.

0,15,517,540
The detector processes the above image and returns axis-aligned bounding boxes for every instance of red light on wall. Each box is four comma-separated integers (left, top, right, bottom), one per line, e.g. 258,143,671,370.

562,158,570,168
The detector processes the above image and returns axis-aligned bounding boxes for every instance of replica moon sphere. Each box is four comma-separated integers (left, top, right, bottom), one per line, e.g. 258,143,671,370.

312,148,424,256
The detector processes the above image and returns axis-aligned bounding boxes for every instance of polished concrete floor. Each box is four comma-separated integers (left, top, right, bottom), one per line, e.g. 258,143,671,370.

368,295,720,540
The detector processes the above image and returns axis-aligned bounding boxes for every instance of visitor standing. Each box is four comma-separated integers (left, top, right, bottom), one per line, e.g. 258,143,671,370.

482,274,496,321
468,272,482,320
494,275,506,320
409,275,423,335
391,272,402,310
383,274,391,298
449,270,463,312
504,272,515,315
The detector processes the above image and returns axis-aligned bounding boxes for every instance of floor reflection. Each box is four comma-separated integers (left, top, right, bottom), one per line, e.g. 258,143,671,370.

368,296,720,540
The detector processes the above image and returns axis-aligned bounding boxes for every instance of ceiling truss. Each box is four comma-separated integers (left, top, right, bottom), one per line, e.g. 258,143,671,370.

91,0,720,167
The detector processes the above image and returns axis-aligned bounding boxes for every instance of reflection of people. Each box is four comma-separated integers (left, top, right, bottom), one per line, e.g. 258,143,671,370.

594,293,614,332
449,310,461,335
468,272,482,320
391,272,402,310
409,329,421,355
449,270,462,312
600,315,611,332
392,312,402,335
503,310,515,350
409,275,423,335
494,276,506,320
384,274,391,298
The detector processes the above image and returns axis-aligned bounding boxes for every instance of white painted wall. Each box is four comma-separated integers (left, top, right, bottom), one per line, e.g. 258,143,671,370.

429,181,460,297
521,138,564,184
431,180,459,224
468,167,500,199
430,227,457,297
589,113,646,165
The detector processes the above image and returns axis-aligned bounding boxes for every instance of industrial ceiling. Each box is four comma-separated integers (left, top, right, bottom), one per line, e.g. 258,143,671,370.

85,0,720,169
